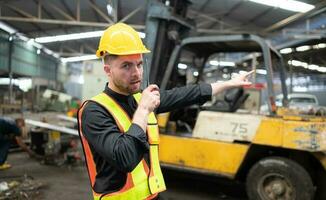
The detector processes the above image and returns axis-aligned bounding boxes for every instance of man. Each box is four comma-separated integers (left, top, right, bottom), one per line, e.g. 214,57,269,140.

0,117,38,170
78,23,253,199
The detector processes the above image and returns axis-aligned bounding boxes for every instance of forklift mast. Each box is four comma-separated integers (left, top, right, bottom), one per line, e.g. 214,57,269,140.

143,0,194,88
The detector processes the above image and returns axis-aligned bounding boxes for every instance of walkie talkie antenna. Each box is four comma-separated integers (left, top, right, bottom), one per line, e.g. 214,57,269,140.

144,57,150,88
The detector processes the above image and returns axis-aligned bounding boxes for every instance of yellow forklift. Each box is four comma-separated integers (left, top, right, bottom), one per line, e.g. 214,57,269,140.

154,35,326,200
142,1,326,199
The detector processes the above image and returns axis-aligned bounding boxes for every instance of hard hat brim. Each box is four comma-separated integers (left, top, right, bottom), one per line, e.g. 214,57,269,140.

96,48,151,58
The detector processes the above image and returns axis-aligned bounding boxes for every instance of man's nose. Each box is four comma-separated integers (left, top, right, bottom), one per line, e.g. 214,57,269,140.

131,65,141,76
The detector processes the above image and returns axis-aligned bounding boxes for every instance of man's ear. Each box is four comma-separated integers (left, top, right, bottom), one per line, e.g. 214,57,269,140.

104,65,110,75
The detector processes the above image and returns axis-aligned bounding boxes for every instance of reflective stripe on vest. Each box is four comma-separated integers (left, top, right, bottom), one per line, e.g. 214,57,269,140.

132,93,165,194
79,92,166,200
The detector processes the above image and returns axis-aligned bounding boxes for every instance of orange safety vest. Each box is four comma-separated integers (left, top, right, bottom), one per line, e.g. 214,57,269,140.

78,92,166,200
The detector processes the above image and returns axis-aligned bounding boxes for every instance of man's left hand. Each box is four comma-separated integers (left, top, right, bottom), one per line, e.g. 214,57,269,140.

211,70,254,96
225,70,254,88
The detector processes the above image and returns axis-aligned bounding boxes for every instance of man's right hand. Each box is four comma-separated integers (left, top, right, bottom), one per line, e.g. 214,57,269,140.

133,85,160,132
139,84,160,113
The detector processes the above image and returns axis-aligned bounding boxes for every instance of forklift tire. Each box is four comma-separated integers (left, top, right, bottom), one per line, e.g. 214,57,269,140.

246,156,315,200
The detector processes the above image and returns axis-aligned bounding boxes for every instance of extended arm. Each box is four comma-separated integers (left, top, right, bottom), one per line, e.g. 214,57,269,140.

210,70,253,96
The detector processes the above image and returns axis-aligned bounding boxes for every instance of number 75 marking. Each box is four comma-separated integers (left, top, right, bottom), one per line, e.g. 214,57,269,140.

231,122,248,134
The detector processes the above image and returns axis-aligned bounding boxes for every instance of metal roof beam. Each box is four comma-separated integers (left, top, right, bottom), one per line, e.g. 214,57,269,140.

46,1,75,21
60,0,76,20
263,1,326,33
55,52,85,57
5,4,36,18
5,4,45,33
37,0,42,18
189,9,232,28
64,46,79,53
76,0,80,21
119,6,142,23
107,0,118,22
204,1,243,31
228,7,273,31
223,1,243,17
33,0,56,20
196,28,256,34
83,43,96,53
88,0,114,24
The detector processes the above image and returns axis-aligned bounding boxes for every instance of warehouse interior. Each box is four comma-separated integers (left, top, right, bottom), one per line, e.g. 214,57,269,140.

0,0,325,199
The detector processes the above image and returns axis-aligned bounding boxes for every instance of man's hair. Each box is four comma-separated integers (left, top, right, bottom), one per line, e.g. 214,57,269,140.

103,54,118,65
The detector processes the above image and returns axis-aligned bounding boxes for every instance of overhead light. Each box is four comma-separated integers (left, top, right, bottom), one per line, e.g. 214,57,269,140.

249,0,314,13
317,67,326,73
42,47,60,58
289,60,326,73
27,39,43,49
293,34,322,39
0,21,17,34
52,53,60,59
256,69,267,75
313,43,326,49
222,73,228,79
288,60,308,68
178,63,187,69
35,30,146,43
209,60,219,66
280,48,292,54
293,86,308,92
107,4,113,15
193,71,199,76
219,61,235,67
138,32,146,39
44,48,54,55
0,78,32,92
35,30,104,43
61,55,98,63
296,45,311,52
209,60,235,67
308,64,319,70
17,33,29,42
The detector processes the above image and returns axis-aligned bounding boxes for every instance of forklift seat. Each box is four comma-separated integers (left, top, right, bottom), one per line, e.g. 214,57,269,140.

202,88,249,112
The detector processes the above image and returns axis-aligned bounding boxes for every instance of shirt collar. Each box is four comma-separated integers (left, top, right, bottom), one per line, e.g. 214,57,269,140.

104,83,133,102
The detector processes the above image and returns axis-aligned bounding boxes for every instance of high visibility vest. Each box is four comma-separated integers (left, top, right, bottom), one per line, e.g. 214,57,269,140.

78,92,166,200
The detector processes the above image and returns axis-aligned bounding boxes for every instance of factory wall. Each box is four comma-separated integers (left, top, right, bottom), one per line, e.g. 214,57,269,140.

0,29,58,81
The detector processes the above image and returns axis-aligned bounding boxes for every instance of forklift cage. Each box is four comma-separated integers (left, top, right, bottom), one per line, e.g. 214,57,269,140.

160,34,288,115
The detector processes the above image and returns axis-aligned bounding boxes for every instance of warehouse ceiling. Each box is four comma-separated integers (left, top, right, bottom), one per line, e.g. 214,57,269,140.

0,0,325,68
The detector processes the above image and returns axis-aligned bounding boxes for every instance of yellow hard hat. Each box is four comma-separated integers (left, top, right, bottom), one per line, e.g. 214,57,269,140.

96,23,150,57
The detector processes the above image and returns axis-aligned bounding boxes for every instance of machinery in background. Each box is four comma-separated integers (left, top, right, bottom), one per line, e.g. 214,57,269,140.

27,117,81,166
39,89,72,112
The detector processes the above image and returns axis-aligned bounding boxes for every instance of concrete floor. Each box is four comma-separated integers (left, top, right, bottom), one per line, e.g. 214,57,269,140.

1,152,92,199
2,152,247,200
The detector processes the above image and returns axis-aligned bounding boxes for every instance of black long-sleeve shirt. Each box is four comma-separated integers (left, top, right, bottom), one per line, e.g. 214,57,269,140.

79,83,212,194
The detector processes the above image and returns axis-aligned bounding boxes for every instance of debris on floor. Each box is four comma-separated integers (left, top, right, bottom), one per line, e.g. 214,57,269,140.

0,175,45,200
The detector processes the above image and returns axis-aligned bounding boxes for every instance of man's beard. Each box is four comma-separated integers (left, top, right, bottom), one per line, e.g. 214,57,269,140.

113,79,141,95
